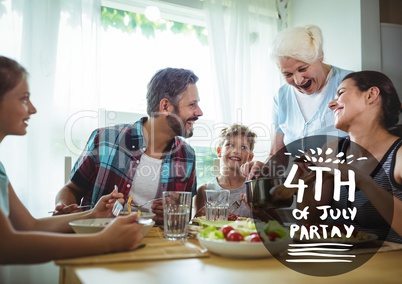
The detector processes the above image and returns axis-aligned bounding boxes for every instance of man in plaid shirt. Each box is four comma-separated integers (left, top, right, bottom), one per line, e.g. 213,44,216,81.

54,68,203,224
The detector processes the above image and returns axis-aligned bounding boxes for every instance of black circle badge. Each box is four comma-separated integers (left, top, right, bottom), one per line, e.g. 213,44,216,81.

250,135,395,276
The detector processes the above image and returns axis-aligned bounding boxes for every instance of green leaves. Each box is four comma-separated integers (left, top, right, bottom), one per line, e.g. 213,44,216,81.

101,6,208,45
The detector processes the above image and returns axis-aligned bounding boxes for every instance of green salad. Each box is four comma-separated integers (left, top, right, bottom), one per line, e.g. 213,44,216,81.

198,220,290,243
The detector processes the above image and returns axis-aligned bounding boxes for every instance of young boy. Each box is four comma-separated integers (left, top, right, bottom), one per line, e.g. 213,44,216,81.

194,124,256,218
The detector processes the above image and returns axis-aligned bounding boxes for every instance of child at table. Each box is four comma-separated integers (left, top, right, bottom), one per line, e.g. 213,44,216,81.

194,124,257,218
0,56,144,264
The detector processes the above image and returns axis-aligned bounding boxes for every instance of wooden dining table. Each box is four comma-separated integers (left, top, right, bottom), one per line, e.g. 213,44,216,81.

55,227,402,284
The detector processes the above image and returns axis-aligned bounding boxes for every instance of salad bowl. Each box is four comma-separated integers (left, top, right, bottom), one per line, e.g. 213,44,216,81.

197,220,291,259
198,235,290,259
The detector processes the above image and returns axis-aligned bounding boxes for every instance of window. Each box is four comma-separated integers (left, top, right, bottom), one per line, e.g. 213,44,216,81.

100,1,218,185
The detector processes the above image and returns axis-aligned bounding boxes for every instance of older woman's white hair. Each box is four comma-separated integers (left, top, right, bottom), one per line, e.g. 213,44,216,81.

270,25,324,65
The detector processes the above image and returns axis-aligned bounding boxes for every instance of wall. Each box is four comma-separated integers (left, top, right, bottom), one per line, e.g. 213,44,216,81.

287,0,402,101
287,0,381,72
381,23,402,100
380,0,402,99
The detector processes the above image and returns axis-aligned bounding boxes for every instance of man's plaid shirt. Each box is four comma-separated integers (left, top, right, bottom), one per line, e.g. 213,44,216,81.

70,117,197,206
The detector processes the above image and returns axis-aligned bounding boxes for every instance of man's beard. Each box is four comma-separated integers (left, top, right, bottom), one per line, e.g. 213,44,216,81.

166,110,197,138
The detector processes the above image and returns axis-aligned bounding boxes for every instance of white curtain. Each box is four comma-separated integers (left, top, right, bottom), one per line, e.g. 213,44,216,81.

0,0,101,219
203,0,282,161
0,1,101,282
0,0,283,280
0,0,283,214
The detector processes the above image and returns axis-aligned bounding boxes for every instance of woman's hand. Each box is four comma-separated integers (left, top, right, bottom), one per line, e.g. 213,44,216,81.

92,189,125,218
100,214,144,251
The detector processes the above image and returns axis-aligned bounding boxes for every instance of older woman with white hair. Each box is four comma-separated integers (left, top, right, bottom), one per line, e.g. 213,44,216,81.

242,25,352,179
270,24,352,156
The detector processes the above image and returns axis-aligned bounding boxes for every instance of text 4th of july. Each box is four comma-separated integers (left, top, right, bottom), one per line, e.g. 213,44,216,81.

285,164,357,240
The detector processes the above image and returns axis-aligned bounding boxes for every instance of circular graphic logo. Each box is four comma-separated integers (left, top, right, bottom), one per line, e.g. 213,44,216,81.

250,135,394,276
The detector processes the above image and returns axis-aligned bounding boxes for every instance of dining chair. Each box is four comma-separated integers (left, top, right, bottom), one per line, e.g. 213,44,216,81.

64,156,72,184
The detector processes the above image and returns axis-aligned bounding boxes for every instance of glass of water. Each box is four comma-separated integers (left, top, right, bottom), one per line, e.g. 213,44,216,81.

162,191,192,240
205,189,230,221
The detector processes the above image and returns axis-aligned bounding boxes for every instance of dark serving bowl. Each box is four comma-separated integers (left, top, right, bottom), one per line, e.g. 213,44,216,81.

245,177,294,211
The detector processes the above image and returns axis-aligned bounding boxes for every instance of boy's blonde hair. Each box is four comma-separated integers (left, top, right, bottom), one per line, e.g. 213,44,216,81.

218,124,257,151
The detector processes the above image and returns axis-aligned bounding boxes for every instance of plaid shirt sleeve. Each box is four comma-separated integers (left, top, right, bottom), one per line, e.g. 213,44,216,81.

71,122,197,205
70,125,137,205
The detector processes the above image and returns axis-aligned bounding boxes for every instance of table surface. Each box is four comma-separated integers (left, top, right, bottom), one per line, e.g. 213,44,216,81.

56,231,402,284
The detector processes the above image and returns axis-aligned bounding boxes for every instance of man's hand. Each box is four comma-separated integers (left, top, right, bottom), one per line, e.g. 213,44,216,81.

151,199,164,225
92,189,125,218
52,203,82,216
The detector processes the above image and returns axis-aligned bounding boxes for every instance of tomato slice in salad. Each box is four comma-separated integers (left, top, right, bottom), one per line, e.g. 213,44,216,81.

199,220,290,243
226,230,244,242
221,225,234,238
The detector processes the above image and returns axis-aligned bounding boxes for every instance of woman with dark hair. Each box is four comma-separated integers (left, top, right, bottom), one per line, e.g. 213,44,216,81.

335,71,401,131
0,56,144,264
298,71,402,243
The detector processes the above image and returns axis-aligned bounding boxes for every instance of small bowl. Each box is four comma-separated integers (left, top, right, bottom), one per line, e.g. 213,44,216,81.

69,218,155,236
245,177,293,210
119,211,156,220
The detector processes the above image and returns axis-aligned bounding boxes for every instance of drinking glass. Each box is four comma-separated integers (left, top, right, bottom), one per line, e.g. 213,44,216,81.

163,191,192,240
205,189,230,221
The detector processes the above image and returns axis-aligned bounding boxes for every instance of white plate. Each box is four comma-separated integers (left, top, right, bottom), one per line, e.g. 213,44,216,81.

198,235,291,259
69,218,154,236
